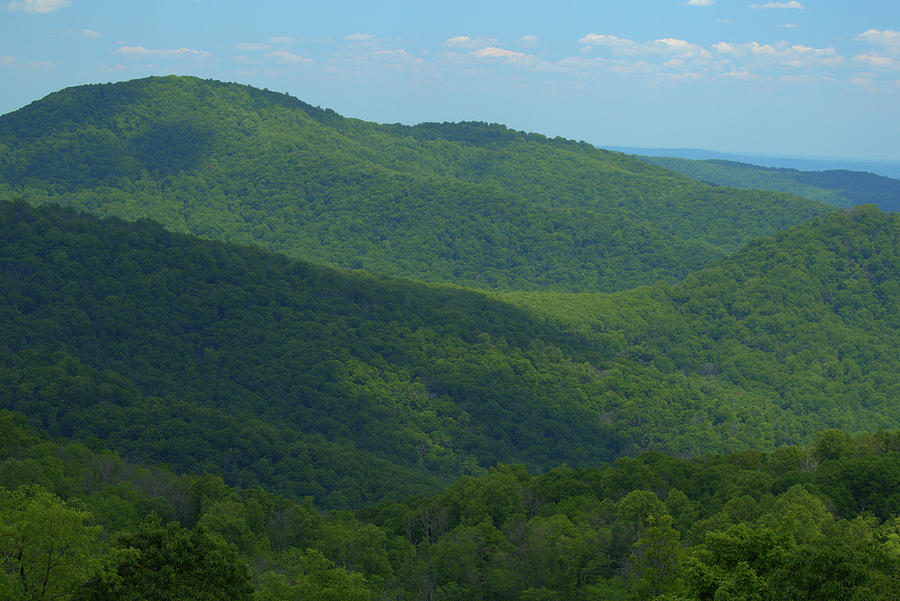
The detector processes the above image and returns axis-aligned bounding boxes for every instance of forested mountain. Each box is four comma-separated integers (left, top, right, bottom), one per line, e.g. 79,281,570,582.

3,201,899,509
640,155,900,212
0,76,829,291
4,411,900,601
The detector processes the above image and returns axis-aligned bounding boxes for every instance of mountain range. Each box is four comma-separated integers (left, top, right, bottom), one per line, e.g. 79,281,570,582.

3,76,900,601
638,155,900,213
0,76,828,292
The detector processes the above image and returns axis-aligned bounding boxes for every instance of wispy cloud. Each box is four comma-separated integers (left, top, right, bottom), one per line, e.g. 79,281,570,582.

345,33,374,41
265,50,312,64
684,0,715,5
474,46,526,61
718,68,756,80
367,49,423,66
445,35,497,49
269,36,296,44
116,46,212,58
580,33,709,59
518,35,539,48
713,41,842,67
852,54,895,68
579,33,635,49
446,35,472,47
7,0,69,13
749,1,803,8
236,42,271,51
51,28,100,39
857,30,900,54
0,55,16,64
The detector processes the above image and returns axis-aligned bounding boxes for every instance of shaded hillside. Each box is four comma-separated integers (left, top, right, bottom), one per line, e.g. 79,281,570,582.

0,76,828,292
503,205,900,448
2,202,900,506
640,155,900,212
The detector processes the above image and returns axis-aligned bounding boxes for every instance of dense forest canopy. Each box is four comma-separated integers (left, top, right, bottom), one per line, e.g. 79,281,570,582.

2,201,899,509
2,75,899,601
3,411,900,601
0,75,830,292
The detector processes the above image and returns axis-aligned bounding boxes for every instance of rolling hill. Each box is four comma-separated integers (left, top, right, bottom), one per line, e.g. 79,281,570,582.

639,155,900,212
2,201,899,507
0,75,830,292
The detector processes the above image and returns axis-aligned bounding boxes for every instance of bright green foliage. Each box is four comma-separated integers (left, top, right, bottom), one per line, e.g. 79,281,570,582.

255,549,371,601
3,415,900,600
640,155,900,212
0,76,829,292
0,485,99,601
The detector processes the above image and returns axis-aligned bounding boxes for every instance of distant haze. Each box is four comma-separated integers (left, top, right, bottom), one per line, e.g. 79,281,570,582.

608,146,900,180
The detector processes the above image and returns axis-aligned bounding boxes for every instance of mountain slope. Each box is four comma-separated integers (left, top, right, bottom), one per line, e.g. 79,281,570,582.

2,202,900,505
0,76,829,292
502,205,900,447
640,155,900,212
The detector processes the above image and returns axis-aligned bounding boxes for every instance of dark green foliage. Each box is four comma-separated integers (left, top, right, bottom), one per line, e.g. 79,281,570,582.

3,201,900,506
640,156,900,212
0,76,829,292
79,516,253,601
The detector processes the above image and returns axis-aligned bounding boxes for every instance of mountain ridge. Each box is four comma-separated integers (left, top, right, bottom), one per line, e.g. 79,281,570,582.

0,75,829,292
2,201,899,506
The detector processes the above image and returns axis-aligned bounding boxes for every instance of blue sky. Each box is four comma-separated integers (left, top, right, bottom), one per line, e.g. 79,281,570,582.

2,0,899,160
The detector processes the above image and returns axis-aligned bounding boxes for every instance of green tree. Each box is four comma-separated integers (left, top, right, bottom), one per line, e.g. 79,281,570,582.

0,485,99,601
80,515,253,601
630,514,680,600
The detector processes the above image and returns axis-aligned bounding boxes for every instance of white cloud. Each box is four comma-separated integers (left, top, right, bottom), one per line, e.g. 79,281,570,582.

367,49,423,65
345,33,374,41
236,42,271,51
445,35,497,49
446,35,472,47
610,60,655,74
654,38,710,58
51,28,100,38
853,54,895,68
663,71,704,80
779,24,798,29
473,46,526,61
519,35,539,47
718,68,756,80
0,55,16,64
269,36,296,44
749,1,803,8
7,0,69,13
713,40,842,67
265,50,312,64
579,33,636,49
685,0,715,5
580,33,708,59
856,30,900,54
115,46,212,58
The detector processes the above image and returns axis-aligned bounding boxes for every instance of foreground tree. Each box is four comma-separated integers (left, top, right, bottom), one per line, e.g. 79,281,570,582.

79,515,253,601
0,485,99,601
